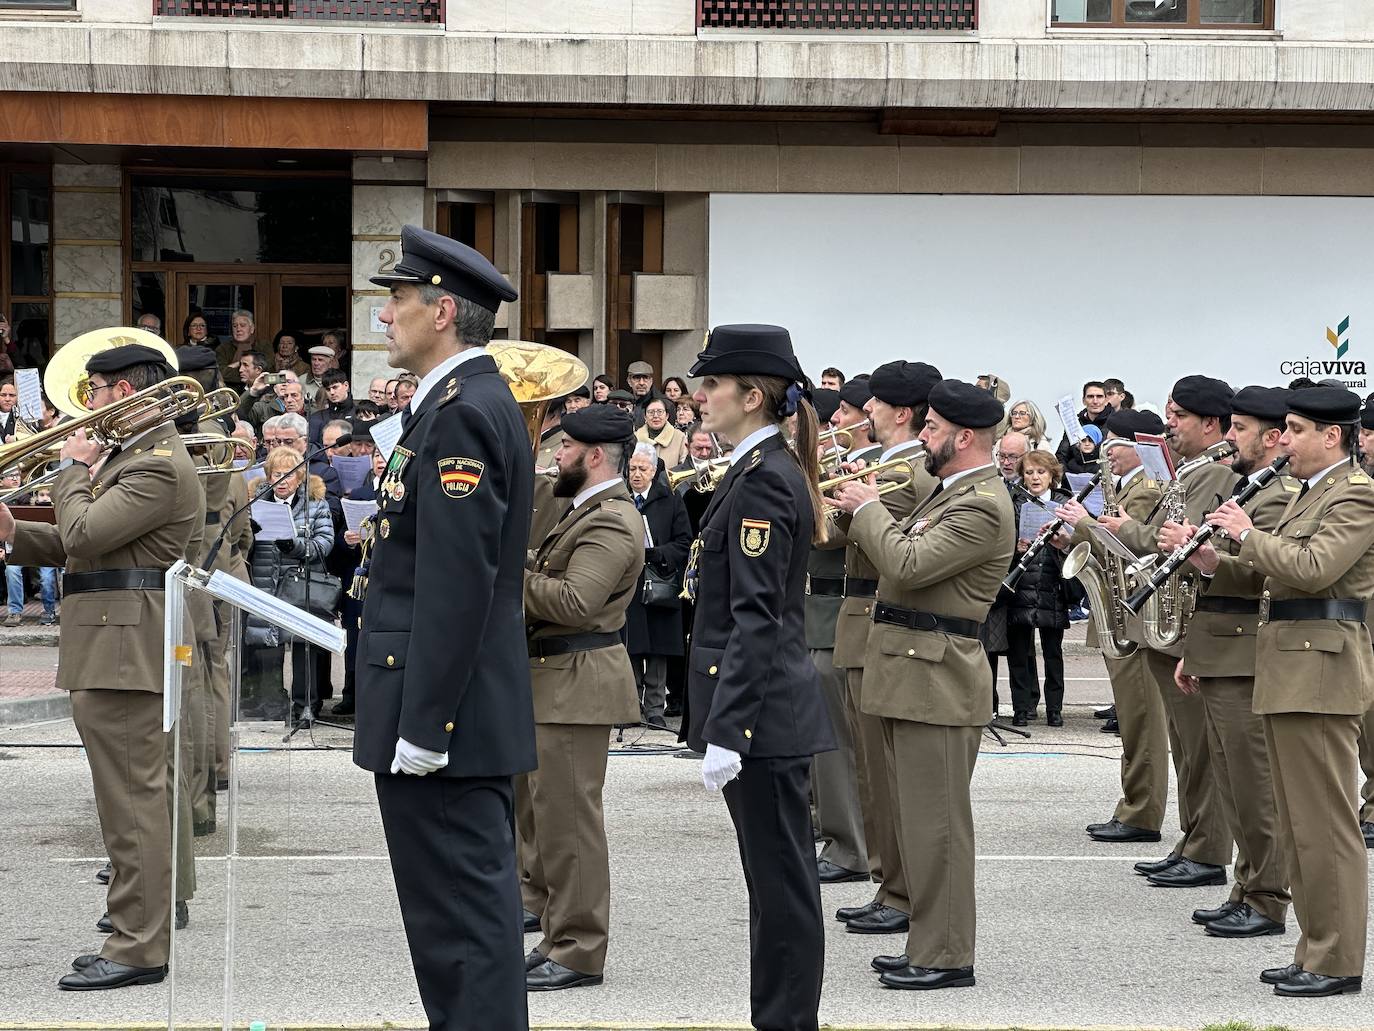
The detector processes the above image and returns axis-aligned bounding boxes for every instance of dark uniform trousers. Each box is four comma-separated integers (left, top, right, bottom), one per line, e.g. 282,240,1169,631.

810,645,866,874
722,755,824,1031
1102,650,1169,832
846,668,906,910
375,773,527,1030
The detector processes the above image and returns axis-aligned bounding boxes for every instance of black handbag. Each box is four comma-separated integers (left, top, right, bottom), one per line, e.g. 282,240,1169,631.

640,565,681,608
275,563,342,621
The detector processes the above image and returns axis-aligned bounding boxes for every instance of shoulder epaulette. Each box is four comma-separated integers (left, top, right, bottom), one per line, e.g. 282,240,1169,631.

435,376,463,408
1349,471,1370,485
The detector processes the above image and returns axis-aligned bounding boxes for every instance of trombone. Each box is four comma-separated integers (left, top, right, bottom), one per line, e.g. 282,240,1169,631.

819,453,923,497
668,456,731,493
180,432,239,475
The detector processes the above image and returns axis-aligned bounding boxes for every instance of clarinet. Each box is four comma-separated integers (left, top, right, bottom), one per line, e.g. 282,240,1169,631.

1123,454,1290,615
1002,471,1103,592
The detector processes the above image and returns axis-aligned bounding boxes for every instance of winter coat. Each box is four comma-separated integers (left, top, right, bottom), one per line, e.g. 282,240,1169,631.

635,422,688,469
624,475,692,657
1055,405,1110,475
1005,485,1075,631
246,474,334,641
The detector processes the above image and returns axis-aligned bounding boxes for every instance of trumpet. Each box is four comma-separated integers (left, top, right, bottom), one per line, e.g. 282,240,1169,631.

820,453,922,497
668,456,732,493
200,387,240,423
180,432,239,475
818,419,870,465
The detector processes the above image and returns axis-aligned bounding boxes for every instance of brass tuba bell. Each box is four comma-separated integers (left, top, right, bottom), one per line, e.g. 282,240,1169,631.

487,340,590,455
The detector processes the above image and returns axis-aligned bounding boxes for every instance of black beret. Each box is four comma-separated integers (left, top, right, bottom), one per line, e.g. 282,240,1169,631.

561,405,636,445
349,418,373,442
1171,375,1234,417
86,344,172,375
927,379,1004,430
606,389,635,404
177,345,218,372
868,361,942,409
688,324,806,383
1287,385,1361,424
1361,404,1374,431
1230,385,1289,423
370,224,517,315
837,375,872,409
812,388,841,424
569,384,591,400
1104,408,1165,439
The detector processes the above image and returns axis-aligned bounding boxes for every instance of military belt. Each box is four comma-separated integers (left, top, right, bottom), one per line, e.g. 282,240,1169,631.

1261,598,1366,623
805,575,844,597
1193,595,1259,615
843,577,879,598
872,602,981,639
204,511,221,525
528,630,623,658
63,568,166,595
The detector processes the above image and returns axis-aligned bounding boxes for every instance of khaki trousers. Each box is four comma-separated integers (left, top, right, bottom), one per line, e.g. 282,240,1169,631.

1142,647,1233,866
170,680,196,903
883,718,981,970
1102,649,1169,831
810,647,866,874
211,600,233,780
1359,705,1374,824
1198,676,1289,921
189,654,215,828
515,772,542,917
524,723,613,975
71,689,172,969
845,668,907,912
1265,712,1367,977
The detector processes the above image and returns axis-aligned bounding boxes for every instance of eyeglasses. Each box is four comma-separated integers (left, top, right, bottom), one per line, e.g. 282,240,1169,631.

263,436,298,447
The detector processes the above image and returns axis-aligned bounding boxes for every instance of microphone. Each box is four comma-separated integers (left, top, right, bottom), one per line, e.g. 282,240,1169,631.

200,435,350,572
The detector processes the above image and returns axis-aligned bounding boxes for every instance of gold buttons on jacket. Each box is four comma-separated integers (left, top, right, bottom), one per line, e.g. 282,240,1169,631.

101,614,107,623
907,648,916,656
1304,641,1311,649
1263,590,1270,598
1236,627,1244,634
708,665,718,675
386,655,395,666
863,606,871,615
539,657,546,664
744,729,752,739
444,722,454,732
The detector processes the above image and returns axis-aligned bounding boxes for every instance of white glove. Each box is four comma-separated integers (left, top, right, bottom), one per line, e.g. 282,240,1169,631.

390,737,449,776
701,743,742,792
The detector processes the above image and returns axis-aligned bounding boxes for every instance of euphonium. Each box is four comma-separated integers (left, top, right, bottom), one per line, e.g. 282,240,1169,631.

1060,450,1137,660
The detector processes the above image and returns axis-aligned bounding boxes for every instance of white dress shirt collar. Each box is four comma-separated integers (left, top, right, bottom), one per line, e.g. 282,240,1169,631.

728,424,780,468
941,462,996,492
573,475,622,510
880,437,924,464
1307,459,1349,489
407,346,488,416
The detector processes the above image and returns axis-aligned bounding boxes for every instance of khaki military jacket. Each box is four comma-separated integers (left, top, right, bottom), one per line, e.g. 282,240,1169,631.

223,472,256,583
529,425,568,549
1068,467,1161,649
848,465,1014,727
1238,466,1374,716
10,423,200,693
524,479,644,725
830,439,937,669
1184,472,1300,678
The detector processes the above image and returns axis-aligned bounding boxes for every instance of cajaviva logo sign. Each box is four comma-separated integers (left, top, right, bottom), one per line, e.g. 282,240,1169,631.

1279,316,1367,387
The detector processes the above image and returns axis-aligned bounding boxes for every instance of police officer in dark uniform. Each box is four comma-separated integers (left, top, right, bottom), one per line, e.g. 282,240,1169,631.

684,324,836,1031
351,226,535,1031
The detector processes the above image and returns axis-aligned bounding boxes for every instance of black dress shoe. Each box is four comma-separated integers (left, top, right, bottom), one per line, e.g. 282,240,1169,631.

836,897,881,923
58,957,167,991
645,715,670,730
879,965,976,990
664,702,682,718
96,912,114,933
215,777,229,792
845,904,909,934
193,818,216,837
1101,717,1120,735
96,862,112,885
1147,857,1226,888
1192,899,1241,925
523,909,541,933
817,859,868,884
1095,704,1116,720
1260,962,1303,985
1205,902,1284,938
331,697,355,717
1087,819,1162,843
525,948,546,971
1274,971,1362,997
1363,821,1374,848
1011,712,1028,727
526,959,603,991
1046,711,1064,727
71,954,100,971
871,954,909,973
1134,854,1181,877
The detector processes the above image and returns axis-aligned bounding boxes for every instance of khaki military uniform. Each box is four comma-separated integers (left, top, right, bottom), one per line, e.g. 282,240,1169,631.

828,439,934,907
847,464,1014,969
215,471,255,781
1361,707,1374,828
1117,457,1238,866
1070,468,1169,832
1240,465,1374,976
1186,471,1299,922
520,479,643,976
528,426,569,550
9,424,199,969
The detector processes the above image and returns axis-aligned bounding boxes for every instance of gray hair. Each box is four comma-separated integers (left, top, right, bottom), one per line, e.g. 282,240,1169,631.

276,412,308,437
231,309,255,326
137,313,162,333
324,418,352,438
417,284,496,347
230,419,256,442
631,441,657,466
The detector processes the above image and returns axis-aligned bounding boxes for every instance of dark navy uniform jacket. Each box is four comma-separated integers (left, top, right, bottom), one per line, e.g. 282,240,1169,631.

353,352,536,778
685,432,836,758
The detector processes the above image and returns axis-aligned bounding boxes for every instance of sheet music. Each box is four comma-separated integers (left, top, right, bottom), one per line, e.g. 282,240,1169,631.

1065,473,1105,517
1088,524,1140,563
250,499,296,541
1134,437,1176,483
1055,394,1086,444
14,369,42,424
198,569,346,654
342,498,378,535
1018,500,1056,543
371,414,404,464
330,455,372,495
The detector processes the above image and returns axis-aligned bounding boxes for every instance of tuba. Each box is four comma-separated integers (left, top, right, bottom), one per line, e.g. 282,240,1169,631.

1061,447,1137,660
487,340,590,455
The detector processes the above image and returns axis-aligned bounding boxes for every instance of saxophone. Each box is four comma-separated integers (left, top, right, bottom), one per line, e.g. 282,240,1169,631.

1136,440,1237,651
1061,450,1137,660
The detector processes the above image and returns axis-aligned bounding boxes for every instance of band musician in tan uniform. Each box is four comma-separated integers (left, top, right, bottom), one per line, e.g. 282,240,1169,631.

824,365,938,934
1204,385,1373,998
520,404,643,991
1056,408,1169,844
1157,385,1297,938
830,378,1014,991
0,342,199,991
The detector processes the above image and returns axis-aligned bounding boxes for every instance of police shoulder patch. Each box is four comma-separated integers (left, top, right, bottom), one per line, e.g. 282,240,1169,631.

739,518,770,557
438,456,484,498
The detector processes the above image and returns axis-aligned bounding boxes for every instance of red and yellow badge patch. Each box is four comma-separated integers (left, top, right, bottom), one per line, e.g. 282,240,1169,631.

740,518,771,558
438,457,484,499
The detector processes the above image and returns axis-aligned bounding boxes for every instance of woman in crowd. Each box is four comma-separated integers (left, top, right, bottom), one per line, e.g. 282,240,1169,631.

321,328,349,375
592,374,614,403
272,329,309,377
662,376,689,404
1004,399,1052,451
181,312,218,350
674,398,699,431
243,446,335,726
1002,450,1076,727
623,443,692,728
635,397,688,468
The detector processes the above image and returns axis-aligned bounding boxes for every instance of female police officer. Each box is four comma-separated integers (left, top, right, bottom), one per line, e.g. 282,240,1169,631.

683,324,836,1031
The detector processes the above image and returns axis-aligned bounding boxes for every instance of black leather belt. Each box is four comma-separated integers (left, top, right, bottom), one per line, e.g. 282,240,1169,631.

63,568,166,595
528,630,622,658
205,511,221,525
872,602,981,639
844,577,878,598
806,575,844,597
1194,595,1260,615
1263,598,1366,622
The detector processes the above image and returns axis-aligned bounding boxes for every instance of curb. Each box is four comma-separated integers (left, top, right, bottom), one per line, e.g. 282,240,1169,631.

0,692,70,727
0,628,60,647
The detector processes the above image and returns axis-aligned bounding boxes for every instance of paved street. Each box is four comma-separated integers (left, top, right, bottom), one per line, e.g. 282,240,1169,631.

2,684,1372,1031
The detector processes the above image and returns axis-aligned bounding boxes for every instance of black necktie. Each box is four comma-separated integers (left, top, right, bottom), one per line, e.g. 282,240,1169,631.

1295,481,1310,503
928,482,944,502
635,494,646,512
1231,479,1248,499
399,404,412,430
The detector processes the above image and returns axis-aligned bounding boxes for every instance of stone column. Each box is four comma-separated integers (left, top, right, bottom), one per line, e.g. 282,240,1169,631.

52,165,123,346
660,192,708,377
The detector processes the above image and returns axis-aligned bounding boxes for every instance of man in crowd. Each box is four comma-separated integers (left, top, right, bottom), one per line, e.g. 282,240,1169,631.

819,367,845,390
1,377,20,442
308,369,356,446
1104,379,1128,411
395,374,418,412
625,360,661,428
237,371,304,434
136,313,162,336
219,309,258,387
237,352,266,393
302,345,337,408
995,431,1029,483
1056,381,1112,469
368,377,389,408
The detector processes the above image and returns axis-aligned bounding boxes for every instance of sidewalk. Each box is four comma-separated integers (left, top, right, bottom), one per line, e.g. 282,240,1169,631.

0,603,64,724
